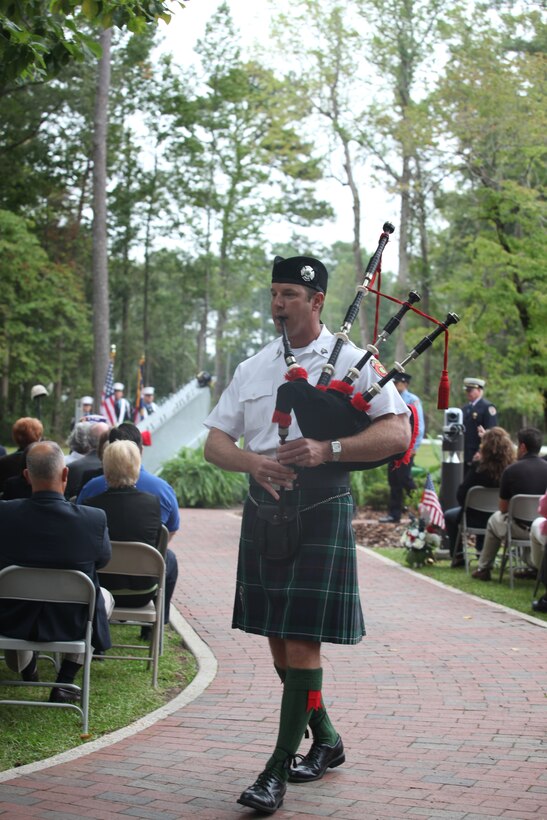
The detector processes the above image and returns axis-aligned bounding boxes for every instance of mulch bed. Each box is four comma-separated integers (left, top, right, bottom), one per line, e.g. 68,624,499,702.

352,506,409,549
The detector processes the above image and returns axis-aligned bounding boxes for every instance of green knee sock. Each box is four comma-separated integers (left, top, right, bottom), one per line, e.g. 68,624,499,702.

274,664,338,747
267,667,323,779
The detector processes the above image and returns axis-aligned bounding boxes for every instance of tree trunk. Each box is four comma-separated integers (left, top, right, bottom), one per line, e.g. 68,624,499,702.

395,153,411,363
341,138,367,346
92,29,112,407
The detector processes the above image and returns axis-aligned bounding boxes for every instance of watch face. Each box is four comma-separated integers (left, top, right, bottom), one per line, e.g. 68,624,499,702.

332,441,342,453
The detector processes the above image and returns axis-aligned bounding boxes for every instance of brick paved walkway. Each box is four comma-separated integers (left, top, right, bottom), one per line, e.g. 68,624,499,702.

0,507,546,819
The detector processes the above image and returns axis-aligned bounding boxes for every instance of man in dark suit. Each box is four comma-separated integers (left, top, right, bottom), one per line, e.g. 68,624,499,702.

0,440,113,703
64,420,110,499
462,377,498,469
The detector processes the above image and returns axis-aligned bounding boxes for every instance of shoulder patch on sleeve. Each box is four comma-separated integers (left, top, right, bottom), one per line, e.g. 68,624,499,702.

488,405,497,416
370,358,388,378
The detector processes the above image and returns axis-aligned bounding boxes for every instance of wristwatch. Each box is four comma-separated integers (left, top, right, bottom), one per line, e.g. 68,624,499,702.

330,440,342,462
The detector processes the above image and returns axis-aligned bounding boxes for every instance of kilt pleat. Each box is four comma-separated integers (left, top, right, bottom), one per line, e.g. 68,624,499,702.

232,487,366,645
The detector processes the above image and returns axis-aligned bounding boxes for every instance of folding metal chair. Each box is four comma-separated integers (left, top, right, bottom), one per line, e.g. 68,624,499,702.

498,494,542,589
458,486,500,574
99,541,165,687
0,566,95,734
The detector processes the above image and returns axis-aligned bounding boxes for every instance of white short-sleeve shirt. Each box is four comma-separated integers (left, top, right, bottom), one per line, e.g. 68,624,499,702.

205,325,409,458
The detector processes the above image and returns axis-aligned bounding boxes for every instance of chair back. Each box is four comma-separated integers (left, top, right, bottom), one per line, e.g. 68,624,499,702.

507,494,542,529
0,566,95,616
103,541,165,578
463,486,499,515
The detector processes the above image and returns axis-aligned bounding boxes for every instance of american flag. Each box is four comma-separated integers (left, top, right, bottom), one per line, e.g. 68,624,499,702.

419,473,445,529
133,357,145,422
100,356,117,426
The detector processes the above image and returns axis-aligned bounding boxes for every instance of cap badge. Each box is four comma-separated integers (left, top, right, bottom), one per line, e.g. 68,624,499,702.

300,265,315,283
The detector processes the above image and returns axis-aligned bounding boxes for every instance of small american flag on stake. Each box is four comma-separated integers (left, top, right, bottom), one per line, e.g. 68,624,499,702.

419,473,445,529
100,347,117,426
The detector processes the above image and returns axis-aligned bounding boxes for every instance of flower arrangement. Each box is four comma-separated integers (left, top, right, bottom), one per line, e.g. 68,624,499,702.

400,513,442,567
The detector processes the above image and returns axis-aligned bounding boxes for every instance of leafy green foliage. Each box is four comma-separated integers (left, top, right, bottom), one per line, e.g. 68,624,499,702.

0,0,185,86
0,624,196,771
0,210,91,438
350,466,389,509
160,446,248,508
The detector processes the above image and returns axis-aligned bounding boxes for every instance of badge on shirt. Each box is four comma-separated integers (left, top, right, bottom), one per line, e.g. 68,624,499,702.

370,358,388,378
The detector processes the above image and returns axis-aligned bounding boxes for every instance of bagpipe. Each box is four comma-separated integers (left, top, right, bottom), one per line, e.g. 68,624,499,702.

271,222,460,471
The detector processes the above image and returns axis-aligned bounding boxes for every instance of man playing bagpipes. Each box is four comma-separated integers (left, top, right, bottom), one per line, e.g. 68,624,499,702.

203,251,411,814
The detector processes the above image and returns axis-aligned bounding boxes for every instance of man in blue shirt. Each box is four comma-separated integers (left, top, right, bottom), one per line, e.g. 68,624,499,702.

379,373,425,524
77,423,179,623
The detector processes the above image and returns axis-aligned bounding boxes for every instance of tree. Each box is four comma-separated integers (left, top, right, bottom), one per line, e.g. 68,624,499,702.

91,28,112,408
167,3,330,397
271,0,376,345
0,0,185,87
0,209,90,438
432,9,546,425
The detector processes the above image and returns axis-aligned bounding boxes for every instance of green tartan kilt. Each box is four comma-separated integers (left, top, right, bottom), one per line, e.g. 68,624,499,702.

232,485,366,645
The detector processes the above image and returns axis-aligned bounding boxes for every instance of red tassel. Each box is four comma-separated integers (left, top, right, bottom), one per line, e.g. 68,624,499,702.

272,410,292,427
307,690,322,711
141,430,152,447
328,379,354,396
393,403,418,468
351,393,371,413
437,369,450,410
437,329,451,409
285,367,308,382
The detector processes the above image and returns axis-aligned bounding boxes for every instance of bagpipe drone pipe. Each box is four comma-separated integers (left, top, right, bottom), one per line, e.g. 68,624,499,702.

271,223,460,472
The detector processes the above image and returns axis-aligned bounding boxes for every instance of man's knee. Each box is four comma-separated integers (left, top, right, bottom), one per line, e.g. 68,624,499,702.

284,639,321,669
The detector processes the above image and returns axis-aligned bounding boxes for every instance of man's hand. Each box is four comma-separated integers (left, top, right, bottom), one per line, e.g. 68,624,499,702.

250,455,297,501
276,437,328,469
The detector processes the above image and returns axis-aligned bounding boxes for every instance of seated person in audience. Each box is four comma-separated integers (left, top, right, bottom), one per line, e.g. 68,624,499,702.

64,420,110,499
0,441,113,703
65,421,92,466
472,427,547,581
82,440,164,610
531,493,547,613
444,427,515,566
0,417,43,493
78,422,179,624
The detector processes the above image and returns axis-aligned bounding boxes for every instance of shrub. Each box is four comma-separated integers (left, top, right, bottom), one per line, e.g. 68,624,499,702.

160,446,247,508
350,465,390,509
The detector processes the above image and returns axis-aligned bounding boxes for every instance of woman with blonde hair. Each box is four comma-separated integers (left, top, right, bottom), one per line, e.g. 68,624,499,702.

446,426,516,564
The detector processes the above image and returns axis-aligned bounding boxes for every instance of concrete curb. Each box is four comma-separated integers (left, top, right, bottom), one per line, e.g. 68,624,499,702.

0,606,217,783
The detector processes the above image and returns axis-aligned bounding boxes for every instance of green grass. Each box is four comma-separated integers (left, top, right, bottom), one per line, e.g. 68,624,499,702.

414,439,442,471
374,546,547,622
0,624,197,772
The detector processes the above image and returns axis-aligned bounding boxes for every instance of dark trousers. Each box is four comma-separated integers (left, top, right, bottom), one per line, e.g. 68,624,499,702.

387,458,416,521
444,506,484,558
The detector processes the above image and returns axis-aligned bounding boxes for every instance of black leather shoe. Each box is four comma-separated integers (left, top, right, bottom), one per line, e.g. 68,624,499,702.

288,735,345,783
237,769,287,814
532,595,547,613
49,686,80,704
379,515,399,524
